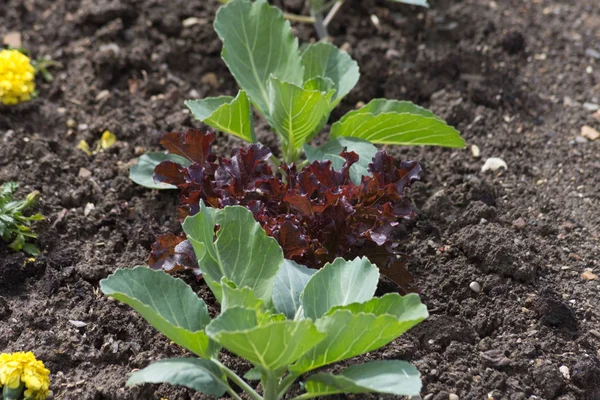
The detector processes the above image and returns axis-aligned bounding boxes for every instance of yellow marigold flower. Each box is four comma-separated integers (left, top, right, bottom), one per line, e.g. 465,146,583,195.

0,49,36,105
0,352,50,400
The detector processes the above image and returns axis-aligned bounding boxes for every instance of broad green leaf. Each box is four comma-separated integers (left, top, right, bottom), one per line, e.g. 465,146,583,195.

206,307,262,334
185,91,255,143
340,99,441,120
207,313,325,371
303,137,377,185
328,293,429,322
272,260,317,320
129,152,191,189
301,257,379,320
183,203,283,303
100,267,217,358
304,360,421,396
221,278,265,312
214,0,304,115
331,99,465,148
267,76,331,156
301,42,359,107
127,358,227,396
292,294,428,373
292,311,411,373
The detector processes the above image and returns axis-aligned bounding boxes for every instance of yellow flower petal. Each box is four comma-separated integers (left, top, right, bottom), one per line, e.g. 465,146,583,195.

77,140,92,156
0,352,50,400
100,130,117,150
0,49,36,105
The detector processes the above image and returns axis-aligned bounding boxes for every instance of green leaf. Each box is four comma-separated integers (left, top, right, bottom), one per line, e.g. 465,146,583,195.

267,76,331,157
303,137,377,185
301,257,379,320
127,358,228,396
301,42,359,108
304,360,422,396
243,367,262,381
207,310,325,371
331,99,465,148
291,311,410,373
183,203,283,303
185,91,255,143
214,0,304,115
328,293,428,321
221,278,265,312
100,267,217,358
130,152,191,189
272,260,317,320
291,293,427,373
302,76,334,94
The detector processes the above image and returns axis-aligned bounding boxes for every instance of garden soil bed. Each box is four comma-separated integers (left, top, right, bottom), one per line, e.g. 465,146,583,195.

1,0,599,399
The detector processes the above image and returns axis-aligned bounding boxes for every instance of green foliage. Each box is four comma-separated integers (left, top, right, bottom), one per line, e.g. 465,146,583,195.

129,152,191,189
0,182,43,255
101,205,428,399
183,0,463,167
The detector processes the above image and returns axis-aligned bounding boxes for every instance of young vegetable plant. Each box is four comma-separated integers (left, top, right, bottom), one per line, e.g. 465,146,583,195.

133,0,463,185
138,129,420,291
0,182,43,256
101,204,428,399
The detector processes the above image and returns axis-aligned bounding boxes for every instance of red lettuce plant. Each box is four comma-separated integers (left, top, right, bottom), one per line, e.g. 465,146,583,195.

149,129,421,291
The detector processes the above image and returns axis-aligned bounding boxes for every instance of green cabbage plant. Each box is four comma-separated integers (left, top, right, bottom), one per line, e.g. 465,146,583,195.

100,203,428,399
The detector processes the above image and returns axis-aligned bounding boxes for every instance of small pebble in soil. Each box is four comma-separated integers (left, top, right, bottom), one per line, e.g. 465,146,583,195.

512,217,527,230
559,365,570,380
66,118,77,128
574,135,588,144
581,270,598,280
583,102,600,111
481,157,507,172
471,144,481,158
84,203,95,217
470,281,481,293
449,394,459,400
581,125,600,141
78,168,92,178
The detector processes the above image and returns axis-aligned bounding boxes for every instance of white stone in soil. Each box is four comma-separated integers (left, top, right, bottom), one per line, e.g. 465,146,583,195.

481,157,507,172
559,365,570,379
470,281,482,293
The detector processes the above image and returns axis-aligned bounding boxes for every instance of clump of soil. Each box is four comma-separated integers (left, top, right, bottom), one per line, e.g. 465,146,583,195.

1,0,599,399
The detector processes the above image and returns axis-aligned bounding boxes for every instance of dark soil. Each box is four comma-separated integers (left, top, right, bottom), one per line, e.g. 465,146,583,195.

1,0,600,399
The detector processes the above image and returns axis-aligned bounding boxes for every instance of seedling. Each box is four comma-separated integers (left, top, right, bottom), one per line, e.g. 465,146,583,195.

134,0,463,185
0,182,43,256
101,205,428,399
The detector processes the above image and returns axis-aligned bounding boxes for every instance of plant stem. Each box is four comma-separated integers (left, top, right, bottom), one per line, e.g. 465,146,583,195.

283,12,315,23
277,372,300,398
296,159,310,169
290,393,321,400
311,9,329,40
263,371,279,400
226,387,244,400
212,359,263,400
323,0,344,27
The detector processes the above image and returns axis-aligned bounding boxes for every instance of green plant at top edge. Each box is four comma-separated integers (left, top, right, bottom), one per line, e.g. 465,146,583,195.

134,0,463,187
0,182,43,256
101,203,428,399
